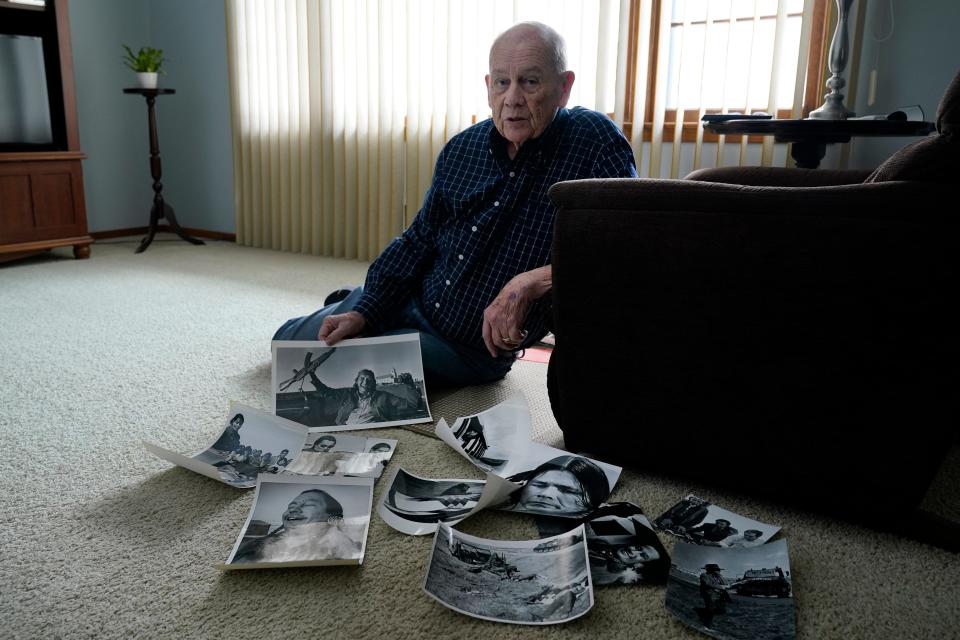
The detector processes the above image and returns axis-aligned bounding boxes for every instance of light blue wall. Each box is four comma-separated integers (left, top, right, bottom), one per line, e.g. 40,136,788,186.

69,0,151,232
68,0,234,233
848,0,960,169
148,0,234,233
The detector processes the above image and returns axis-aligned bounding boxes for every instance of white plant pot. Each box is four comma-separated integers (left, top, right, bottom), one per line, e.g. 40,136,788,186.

136,72,158,89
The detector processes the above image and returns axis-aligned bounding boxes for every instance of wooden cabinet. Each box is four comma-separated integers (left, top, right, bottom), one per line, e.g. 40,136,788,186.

0,0,91,263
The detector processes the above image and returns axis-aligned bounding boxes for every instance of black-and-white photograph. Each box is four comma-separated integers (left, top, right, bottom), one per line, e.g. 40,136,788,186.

144,402,307,489
423,524,594,625
537,502,671,586
284,432,397,478
271,335,431,430
378,467,520,535
221,475,374,570
436,392,531,474
666,540,795,640
654,495,780,547
496,451,619,519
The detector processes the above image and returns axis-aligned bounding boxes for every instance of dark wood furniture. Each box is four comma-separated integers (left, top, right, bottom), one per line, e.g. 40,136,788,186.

703,118,936,168
0,0,91,263
123,88,204,253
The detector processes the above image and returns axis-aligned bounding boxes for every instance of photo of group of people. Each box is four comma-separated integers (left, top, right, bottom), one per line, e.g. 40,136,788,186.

654,495,780,548
284,432,397,478
221,475,374,569
271,335,432,431
666,539,795,640
378,467,520,535
144,403,308,489
423,524,594,625
536,502,671,586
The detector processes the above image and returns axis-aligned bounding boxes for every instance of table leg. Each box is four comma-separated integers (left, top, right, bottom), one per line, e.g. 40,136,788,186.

161,201,206,247
790,142,827,169
136,200,206,253
136,202,161,253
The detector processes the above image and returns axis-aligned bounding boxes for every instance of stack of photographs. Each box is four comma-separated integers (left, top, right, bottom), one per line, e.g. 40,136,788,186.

377,467,519,535
271,335,432,431
423,524,594,625
144,402,308,488
666,539,795,640
219,475,374,570
287,432,397,479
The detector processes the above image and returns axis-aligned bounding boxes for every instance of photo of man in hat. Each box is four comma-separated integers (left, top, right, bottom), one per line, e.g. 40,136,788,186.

698,563,732,627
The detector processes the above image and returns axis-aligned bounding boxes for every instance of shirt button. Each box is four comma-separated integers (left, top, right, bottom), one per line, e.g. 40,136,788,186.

471,226,477,232
509,171,515,177
445,279,451,285
435,302,440,308
494,201,500,207
458,254,464,260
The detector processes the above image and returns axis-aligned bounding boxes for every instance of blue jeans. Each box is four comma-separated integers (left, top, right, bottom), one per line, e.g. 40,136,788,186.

272,286,515,388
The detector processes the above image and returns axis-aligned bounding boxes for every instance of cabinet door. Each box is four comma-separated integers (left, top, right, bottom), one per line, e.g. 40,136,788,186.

0,159,87,245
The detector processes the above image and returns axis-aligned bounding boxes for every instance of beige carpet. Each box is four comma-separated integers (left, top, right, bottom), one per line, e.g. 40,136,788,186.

1,237,958,640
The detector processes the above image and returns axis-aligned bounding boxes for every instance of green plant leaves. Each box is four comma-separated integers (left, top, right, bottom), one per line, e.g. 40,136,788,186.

121,44,165,74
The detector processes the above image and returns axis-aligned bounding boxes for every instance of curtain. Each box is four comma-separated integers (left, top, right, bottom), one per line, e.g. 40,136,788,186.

225,0,623,259
225,0,816,256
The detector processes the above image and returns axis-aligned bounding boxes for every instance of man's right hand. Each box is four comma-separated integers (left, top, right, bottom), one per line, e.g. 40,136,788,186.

319,311,366,344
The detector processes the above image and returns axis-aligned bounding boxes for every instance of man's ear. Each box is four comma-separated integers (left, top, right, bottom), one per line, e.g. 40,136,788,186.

485,73,493,108
558,70,576,107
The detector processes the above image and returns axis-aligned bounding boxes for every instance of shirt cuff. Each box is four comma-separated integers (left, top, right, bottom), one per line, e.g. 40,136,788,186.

352,293,385,334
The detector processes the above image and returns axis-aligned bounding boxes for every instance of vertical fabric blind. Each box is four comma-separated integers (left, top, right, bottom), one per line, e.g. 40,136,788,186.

226,0,817,257
225,0,624,259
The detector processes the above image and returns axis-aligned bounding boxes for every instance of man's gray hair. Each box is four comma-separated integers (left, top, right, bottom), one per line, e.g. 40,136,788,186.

491,21,568,76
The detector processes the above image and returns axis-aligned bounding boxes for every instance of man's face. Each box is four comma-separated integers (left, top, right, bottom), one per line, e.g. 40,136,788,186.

315,438,335,452
616,544,659,565
519,469,584,514
282,492,331,528
357,373,376,398
744,530,762,541
716,520,731,531
486,31,573,152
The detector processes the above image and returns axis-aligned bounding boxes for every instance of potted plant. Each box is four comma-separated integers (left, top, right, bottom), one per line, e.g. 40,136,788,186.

122,44,165,89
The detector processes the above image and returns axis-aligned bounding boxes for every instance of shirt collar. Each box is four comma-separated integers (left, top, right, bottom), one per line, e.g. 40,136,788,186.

488,107,570,166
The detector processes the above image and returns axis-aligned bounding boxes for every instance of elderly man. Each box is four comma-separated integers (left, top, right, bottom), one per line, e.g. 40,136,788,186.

274,22,637,386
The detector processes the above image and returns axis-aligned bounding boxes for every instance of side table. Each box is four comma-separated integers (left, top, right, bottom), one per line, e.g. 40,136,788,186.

702,118,936,169
123,88,205,253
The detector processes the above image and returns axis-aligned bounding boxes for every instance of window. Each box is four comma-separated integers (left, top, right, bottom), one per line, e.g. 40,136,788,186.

622,0,830,142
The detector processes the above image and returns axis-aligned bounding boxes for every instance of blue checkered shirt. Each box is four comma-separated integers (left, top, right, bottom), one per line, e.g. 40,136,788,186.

354,107,637,351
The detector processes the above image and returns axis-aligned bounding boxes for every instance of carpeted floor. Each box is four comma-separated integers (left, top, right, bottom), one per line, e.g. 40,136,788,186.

1,237,958,640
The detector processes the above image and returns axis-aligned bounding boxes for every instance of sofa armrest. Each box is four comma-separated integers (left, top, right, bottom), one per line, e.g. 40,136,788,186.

684,166,872,187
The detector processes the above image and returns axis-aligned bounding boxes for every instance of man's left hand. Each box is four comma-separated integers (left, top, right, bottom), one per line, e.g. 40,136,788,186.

481,265,552,357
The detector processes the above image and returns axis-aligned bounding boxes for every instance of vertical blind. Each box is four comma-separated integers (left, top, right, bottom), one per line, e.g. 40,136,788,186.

225,0,816,258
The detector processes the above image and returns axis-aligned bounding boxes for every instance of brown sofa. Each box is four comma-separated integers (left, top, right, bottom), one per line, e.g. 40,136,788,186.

546,70,960,543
